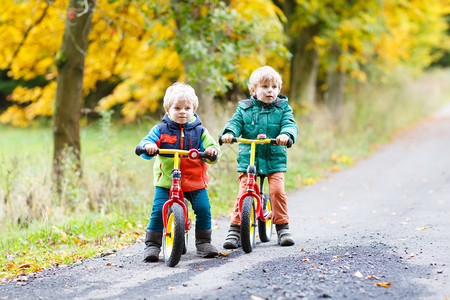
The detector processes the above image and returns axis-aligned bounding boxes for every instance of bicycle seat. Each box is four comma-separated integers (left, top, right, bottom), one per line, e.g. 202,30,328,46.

171,169,182,180
247,165,257,175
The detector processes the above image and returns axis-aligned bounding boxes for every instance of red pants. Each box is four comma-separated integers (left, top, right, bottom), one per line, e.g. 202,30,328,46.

230,172,289,225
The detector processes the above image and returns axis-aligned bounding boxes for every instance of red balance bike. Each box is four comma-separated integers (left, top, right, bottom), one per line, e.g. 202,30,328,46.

219,134,292,253
135,146,217,267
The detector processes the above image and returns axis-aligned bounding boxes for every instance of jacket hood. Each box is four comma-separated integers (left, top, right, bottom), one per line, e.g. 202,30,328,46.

161,113,202,129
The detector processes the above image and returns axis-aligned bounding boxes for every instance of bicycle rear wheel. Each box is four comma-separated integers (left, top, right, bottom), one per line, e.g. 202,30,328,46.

163,203,185,267
258,193,273,242
241,196,256,253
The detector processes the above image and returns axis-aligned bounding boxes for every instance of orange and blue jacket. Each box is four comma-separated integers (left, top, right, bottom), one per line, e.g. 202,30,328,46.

139,113,219,192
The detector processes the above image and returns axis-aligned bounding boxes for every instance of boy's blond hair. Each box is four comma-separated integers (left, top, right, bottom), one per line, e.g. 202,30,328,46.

248,66,283,91
163,82,199,110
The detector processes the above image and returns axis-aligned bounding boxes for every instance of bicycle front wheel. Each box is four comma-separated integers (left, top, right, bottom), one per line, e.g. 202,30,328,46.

182,200,189,255
163,203,185,267
241,196,256,253
258,193,273,242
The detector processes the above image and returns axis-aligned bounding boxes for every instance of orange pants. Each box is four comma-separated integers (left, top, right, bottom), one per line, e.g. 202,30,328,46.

230,172,289,225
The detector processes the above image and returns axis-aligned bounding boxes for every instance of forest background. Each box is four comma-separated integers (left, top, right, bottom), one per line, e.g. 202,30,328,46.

1,0,450,279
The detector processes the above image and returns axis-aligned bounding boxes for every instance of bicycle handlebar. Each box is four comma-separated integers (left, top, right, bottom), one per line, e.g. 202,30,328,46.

218,136,293,148
135,145,217,161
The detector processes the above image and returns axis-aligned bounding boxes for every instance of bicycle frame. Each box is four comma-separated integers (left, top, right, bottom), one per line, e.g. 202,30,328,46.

135,147,207,233
233,137,275,223
159,149,190,233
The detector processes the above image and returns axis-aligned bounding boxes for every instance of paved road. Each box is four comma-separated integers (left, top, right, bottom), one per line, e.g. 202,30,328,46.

1,104,449,300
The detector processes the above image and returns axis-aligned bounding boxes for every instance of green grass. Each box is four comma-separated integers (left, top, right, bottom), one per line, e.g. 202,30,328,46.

1,67,450,281
0,214,145,280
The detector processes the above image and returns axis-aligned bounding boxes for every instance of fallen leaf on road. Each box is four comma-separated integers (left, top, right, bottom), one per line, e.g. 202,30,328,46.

250,295,266,300
367,275,380,280
218,253,229,257
16,276,28,282
353,271,363,278
168,286,176,290
375,282,392,287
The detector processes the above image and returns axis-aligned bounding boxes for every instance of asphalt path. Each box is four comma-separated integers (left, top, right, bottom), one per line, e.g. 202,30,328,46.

1,104,449,300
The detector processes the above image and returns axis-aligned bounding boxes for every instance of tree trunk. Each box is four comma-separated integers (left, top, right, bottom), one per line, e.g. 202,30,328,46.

289,27,319,107
183,58,217,133
192,80,217,133
53,0,95,188
273,0,320,107
324,68,346,120
324,45,346,120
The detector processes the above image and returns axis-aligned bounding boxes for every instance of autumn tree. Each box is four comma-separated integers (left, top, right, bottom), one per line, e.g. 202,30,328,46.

139,0,286,130
272,0,450,117
52,0,96,187
272,0,321,107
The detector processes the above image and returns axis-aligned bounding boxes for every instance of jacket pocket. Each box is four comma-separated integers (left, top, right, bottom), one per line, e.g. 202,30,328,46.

268,144,287,170
160,134,177,144
269,144,286,156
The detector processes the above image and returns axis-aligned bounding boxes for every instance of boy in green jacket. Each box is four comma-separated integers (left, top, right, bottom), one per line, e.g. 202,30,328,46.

221,66,298,248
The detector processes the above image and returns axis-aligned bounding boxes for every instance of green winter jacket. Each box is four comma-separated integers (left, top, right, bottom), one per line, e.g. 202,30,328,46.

221,95,298,175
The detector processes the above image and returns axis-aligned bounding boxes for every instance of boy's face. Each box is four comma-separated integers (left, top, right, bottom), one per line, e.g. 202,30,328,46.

250,80,280,104
166,99,195,125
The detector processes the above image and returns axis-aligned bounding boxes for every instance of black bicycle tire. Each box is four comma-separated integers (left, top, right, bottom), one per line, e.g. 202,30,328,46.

258,193,273,242
163,203,185,267
182,200,188,255
241,196,256,253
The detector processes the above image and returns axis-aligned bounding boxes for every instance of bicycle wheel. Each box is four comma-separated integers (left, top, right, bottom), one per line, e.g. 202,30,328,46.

258,193,273,242
162,203,185,267
182,200,189,255
241,196,256,253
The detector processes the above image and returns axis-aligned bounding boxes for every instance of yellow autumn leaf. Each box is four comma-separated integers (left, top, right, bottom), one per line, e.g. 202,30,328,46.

60,232,68,243
303,178,316,185
375,282,392,287
330,165,340,172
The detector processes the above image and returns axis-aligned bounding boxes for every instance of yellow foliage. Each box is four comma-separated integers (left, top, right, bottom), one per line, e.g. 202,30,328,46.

374,0,450,71
1,0,448,125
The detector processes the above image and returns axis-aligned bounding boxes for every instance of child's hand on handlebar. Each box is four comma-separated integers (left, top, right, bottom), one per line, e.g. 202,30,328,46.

276,134,290,146
144,143,158,155
221,133,235,144
205,146,218,157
